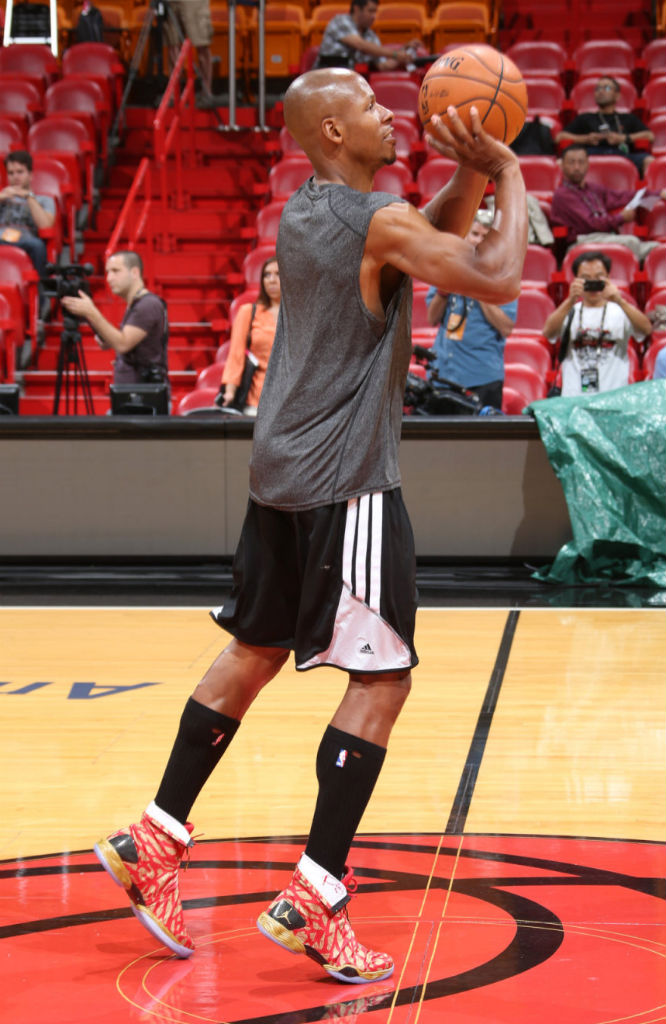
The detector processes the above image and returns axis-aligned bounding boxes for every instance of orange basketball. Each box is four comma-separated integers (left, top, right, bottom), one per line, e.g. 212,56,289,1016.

418,44,528,145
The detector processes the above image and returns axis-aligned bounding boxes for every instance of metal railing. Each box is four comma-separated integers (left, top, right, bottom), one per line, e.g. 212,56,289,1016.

104,157,155,285
104,40,196,284
152,39,197,212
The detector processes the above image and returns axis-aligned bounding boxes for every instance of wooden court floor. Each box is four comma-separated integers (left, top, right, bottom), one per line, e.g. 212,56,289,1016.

1,606,665,1023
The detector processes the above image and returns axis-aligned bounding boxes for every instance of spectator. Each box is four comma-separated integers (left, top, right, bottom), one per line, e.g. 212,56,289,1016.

315,0,421,71
653,347,666,380
61,250,169,387
0,151,55,277
543,249,651,397
556,76,655,177
219,256,280,416
165,0,214,102
425,210,517,410
550,144,666,261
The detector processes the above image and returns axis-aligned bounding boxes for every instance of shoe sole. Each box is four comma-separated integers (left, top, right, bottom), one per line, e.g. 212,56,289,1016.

94,838,194,959
256,911,394,985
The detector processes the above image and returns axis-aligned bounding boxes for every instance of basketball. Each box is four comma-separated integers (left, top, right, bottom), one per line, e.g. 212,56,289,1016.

418,44,528,145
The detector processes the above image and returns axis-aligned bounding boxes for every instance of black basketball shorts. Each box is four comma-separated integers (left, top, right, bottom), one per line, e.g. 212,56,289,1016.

211,488,418,674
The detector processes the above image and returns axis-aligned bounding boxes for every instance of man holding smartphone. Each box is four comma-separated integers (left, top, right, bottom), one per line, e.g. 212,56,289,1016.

542,250,652,397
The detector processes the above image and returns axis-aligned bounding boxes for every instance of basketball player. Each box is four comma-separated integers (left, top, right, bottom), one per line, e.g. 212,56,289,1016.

93,68,527,983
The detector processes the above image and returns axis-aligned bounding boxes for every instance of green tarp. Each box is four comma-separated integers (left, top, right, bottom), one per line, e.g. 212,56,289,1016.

530,381,666,588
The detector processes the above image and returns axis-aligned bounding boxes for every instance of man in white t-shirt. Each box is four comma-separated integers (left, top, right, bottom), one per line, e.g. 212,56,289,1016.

543,250,652,397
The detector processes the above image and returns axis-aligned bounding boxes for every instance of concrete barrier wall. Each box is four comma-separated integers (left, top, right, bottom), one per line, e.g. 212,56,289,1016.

0,418,571,559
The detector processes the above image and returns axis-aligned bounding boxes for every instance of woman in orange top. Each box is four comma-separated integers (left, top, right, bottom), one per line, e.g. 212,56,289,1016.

220,255,280,416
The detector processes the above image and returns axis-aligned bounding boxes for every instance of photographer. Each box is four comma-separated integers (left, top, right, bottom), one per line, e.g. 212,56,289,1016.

425,209,517,411
543,250,651,397
61,250,168,386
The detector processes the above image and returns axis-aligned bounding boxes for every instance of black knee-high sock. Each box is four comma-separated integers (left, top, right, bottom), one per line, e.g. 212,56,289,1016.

154,697,240,823
304,724,386,880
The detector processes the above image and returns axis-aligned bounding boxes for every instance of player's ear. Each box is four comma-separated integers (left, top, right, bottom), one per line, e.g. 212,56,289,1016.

321,116,343,145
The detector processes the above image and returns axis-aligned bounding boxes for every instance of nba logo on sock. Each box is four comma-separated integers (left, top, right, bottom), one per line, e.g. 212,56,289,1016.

336,749,348,767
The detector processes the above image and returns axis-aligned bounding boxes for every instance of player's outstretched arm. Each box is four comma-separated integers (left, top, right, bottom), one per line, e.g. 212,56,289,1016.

420,107,525,241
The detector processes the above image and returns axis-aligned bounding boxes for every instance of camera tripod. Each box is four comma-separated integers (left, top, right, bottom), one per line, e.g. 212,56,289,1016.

52,315,95,415
110,0,221,154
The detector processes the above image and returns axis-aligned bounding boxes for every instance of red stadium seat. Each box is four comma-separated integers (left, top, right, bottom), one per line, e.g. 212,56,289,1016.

645,157,666,192
411,326,437,348
504,335,553,377
0,43,60,88
641,76,666,117
514,289,556,332
229,289,259,325
61,41,125,109
214,340,232,363
646,203,666,242
569,76,637,114
196,363,225,390
255,200,286,245
644,287,666,316
0,71,47,100
0,117,25,155
649,113,666,156
373,159,417,200
279,126,304,156
416,157,458,202
268,155,312,201
642,336,666,379
31,155,75,253
506,41,568,80
428,2,491,50
0,291,20,382
390,116,425,171
176,387,226,415
504,362,548,403
518,156,560,201
242,245,276,288
571,40,635,80
0,80,42,130
501,385,530,414
0,248,39,343
521,245,557,293
370,79,420,126
643,39,666,79
28,117,96,208
525,78,566,117
585,156,639,193
44,79,111,160
372,3,427,46
412,283,433,329
644,247,666,290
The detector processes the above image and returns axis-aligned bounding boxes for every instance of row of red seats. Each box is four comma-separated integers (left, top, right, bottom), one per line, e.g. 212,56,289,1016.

0,44,123,384
260,153,666,250
269,148,666,199
174,328,666,417
506,37,664,87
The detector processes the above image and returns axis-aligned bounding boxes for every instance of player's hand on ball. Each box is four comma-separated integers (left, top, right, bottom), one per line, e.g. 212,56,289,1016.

426,106,519,180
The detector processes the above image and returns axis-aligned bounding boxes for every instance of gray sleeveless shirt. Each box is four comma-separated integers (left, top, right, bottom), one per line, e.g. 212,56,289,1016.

249,178,413,511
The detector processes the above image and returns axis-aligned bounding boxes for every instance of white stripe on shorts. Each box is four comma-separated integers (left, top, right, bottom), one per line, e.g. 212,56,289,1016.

342,492,382,614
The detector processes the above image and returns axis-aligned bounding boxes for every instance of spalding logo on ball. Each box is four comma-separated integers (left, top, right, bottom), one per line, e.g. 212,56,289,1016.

418,44,527,145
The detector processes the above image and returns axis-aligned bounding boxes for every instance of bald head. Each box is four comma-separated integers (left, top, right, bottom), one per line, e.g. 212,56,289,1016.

284,68,370,160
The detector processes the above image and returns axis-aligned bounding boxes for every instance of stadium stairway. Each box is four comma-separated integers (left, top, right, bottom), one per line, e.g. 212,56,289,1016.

21,106,281,414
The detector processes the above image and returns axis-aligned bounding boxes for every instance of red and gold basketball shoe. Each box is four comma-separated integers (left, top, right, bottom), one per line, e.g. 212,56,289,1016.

257,854,394,984
93,802,195,958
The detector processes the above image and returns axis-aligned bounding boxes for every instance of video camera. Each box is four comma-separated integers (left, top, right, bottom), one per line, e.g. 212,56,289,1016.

405,345,502,416
41,262,94,313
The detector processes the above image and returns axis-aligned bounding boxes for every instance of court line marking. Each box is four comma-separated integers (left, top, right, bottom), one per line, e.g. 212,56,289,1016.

445,608,520,835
